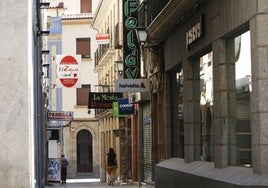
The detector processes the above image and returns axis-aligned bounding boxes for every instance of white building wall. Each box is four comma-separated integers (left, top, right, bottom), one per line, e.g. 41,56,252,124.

46,0,101,178
61,20,98,118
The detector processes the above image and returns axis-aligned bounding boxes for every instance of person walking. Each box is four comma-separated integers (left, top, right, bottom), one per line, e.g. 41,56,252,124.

106,148,117,186
61,154,69,185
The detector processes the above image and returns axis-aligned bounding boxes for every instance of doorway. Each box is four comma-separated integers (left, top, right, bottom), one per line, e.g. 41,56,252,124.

77,130,93,173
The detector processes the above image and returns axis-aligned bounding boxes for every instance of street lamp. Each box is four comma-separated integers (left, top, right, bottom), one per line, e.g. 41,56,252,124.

135,27,148,77
102,84,110,92
135,27,148,47
115,60,123,78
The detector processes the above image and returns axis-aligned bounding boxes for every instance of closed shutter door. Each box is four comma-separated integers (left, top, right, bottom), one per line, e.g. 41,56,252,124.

142,103,152,181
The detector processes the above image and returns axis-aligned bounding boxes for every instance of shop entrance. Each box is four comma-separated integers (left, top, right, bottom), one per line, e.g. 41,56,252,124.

77,130,93,173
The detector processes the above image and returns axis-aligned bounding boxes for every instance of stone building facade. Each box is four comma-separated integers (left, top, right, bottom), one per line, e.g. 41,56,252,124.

137,0,268,187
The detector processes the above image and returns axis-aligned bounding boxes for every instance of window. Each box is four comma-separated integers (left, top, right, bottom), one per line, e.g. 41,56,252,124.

81,0,92,13
76,38,91,58
200,52,214,162
228,31,252,167
77,84,91,105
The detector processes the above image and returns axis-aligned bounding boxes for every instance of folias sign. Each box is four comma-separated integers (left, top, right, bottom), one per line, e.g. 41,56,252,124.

123,0,140,79
56,55,81,88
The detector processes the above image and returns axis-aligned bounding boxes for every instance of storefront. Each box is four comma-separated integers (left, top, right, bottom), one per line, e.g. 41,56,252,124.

144,0,268,187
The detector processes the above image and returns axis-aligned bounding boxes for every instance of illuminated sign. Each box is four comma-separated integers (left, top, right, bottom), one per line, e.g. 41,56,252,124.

88,92,123,109
123,0,140,79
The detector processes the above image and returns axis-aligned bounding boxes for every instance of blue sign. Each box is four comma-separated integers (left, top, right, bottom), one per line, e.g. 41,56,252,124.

118,98,135,115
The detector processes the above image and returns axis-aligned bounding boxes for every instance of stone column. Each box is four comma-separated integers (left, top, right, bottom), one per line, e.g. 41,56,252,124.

212,39,229,168
183,58,196,162
250,12,268,174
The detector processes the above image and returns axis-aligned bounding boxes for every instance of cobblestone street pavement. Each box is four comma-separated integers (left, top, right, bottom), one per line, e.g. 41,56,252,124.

45,178,155,188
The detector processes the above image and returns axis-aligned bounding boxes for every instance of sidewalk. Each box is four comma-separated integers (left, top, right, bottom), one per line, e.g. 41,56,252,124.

45,178,155,188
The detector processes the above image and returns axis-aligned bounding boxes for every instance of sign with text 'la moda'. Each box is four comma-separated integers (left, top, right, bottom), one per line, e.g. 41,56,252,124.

115,79,150,92
88,92,123,109
56,55,81,88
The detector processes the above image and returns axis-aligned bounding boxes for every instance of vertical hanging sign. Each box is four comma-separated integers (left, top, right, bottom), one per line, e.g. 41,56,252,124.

123,0,140,79
56,55,81,88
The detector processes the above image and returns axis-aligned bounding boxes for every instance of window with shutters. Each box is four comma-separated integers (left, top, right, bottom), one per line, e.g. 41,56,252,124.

76,38,91,59
81,0,92,13
77,84,91,106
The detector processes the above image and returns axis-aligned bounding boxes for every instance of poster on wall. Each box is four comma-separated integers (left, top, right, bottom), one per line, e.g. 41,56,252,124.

56,55,81,88
47,158,61,182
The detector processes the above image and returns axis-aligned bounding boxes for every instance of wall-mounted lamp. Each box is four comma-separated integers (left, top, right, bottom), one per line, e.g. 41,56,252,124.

94,84,113,92
102,85,110,92
115,59,123,78
40,2,50,9
135,27,148,46
37,30,50,37
42,50,50,55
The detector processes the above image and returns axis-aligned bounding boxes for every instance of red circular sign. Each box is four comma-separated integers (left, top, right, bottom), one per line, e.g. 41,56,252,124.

59,55,79,88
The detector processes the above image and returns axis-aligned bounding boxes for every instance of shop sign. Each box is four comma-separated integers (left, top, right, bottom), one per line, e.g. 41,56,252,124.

88,92,123,109
113,102,127,117
115,79,150,92
118,98,135,115
56,55,80,88
47,111,74,121
123,0,140,79
96,34,110,44
186,15,203,50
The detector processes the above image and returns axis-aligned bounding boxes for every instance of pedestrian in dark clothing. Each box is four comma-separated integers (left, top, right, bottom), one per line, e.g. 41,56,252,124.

106,148,117,186
61,154,69,185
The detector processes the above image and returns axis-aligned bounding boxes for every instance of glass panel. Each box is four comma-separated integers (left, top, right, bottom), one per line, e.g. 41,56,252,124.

235,31,251,167
200,52,214,161
176,68,184,158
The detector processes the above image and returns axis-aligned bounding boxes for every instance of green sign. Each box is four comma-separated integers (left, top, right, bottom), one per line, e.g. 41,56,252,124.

113,102,127,117
123,0,140,79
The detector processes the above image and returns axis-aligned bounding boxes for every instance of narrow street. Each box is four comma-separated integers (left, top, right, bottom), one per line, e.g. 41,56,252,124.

45,178,155,188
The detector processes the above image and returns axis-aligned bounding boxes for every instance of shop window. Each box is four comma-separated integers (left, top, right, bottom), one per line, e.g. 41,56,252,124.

229,31,252,167
81,0,92,13
170,65,184,158
77,84,91,106
177,69,184,157
76,38,91,59
200,52,214,162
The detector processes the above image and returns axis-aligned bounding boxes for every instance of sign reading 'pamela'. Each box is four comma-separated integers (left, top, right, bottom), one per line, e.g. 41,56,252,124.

56,55,81,88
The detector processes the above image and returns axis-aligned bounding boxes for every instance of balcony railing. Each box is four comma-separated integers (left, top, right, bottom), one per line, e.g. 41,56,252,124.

94,43,110,67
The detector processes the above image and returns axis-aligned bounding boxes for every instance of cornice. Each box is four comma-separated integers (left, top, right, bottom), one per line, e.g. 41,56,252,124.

147,0,202,45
